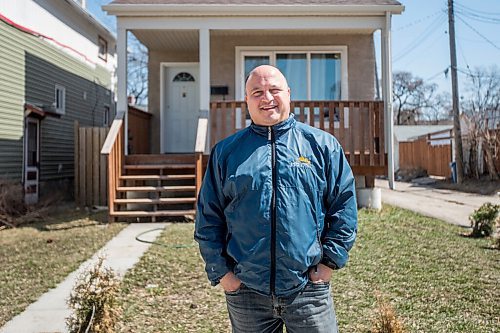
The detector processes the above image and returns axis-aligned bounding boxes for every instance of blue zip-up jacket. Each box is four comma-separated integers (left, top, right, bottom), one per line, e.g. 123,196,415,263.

194,115,357,297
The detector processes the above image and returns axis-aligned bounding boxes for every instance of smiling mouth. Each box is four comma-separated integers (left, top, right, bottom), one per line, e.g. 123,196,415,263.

260,105,278,111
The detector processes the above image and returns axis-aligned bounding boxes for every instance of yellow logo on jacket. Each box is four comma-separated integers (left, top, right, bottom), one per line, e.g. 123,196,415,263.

291,156,312,168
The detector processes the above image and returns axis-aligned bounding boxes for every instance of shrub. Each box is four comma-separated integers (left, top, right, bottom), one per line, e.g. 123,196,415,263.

0,179,48,228
67,256,121,333
371,294,406,333
469,202,500,238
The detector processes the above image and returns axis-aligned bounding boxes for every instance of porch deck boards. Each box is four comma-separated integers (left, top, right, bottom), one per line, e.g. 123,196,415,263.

120,174,195,180
114,197,197,204
109,210,196,217
116,185,196,192
124,163,195,170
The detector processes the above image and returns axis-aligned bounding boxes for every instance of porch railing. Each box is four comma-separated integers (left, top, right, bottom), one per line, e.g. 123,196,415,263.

100,111,125,221
194,116,208,199
210,100,386,175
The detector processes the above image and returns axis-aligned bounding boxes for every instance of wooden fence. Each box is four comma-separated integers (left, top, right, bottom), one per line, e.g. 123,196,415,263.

399,137,452,178
74,122,109,207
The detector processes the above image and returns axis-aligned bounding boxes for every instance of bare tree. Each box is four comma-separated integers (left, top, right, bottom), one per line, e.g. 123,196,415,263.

462,66,500,180
423,92,453,124
127,35,148,106
392,71,438,125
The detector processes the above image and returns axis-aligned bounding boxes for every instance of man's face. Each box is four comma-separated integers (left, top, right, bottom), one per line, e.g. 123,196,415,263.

245,66,291,126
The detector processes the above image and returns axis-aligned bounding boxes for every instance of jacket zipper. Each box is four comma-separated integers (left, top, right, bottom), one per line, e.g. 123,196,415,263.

269,126,277,296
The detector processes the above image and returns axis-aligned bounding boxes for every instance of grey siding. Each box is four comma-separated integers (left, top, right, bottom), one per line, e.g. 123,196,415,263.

0,19,114,183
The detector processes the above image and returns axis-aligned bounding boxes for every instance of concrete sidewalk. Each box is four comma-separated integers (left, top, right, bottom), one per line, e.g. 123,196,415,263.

0,223,168,333
376,179,499,227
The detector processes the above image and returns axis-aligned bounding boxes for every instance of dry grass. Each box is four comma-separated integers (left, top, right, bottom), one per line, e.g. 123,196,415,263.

117,206,500,333
0,209,127,327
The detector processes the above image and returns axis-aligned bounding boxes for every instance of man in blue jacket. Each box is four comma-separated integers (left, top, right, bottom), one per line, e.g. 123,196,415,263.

195,65,357,333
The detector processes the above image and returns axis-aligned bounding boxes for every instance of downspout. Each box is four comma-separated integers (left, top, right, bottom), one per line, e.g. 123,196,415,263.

383,11,395,189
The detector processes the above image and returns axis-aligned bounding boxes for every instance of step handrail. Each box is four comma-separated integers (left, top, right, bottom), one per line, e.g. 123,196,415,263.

101,110,125,222
194,116,208,201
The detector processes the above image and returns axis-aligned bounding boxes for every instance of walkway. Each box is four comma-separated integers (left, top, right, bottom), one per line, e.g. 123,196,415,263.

376,179,499,227
0,223,168,333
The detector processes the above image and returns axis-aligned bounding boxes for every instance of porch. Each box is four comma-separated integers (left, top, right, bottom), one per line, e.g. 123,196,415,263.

101,99,386,222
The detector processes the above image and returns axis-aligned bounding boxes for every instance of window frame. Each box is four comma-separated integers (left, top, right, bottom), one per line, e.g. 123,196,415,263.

98,36,108,62
235,46,348,101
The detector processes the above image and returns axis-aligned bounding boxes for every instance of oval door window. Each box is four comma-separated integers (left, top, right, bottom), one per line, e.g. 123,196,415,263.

173,72,195,82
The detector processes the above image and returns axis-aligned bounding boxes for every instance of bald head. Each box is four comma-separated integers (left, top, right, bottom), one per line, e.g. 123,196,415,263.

244,65,291,126
245,65,289,95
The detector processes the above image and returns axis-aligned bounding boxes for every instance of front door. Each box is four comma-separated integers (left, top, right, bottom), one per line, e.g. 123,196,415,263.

163,64,199,153
24,117,40,204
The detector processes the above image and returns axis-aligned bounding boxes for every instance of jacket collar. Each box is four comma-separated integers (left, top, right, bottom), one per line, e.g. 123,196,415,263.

250,114,296,138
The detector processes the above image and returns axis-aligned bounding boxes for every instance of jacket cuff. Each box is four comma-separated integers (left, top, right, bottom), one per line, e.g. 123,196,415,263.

321,255,339,270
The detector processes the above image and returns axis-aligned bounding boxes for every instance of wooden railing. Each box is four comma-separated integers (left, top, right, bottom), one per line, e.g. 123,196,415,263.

210,100,386,175
100,111,125,222
194,116,208,199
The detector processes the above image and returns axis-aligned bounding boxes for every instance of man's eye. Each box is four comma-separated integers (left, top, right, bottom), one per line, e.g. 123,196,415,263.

252,91,262,97
271,89,281,94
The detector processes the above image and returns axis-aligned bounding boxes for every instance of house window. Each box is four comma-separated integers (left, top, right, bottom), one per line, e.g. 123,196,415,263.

173,72,195,82
103,105,110,126
238,47,347,101
98,36,107,61
237,47,348,129
55,85,66,115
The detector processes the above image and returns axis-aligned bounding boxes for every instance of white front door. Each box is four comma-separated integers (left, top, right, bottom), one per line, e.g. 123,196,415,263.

24,117,40,205
163,64,200,153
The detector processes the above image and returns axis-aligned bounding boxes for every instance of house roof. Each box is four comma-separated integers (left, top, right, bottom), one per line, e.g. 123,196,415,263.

108,0,401,4
103,0,404,16
65,0,116,41
394,125,453,142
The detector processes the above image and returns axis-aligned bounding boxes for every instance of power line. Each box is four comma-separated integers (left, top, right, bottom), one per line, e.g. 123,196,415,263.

456,14,500,51
454,1,500,17
393,12,448,62
456,9,500,24
425,67,451,81
394,11,442,31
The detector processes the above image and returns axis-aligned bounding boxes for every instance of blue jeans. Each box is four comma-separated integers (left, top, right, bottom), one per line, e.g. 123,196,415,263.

225,282,338,333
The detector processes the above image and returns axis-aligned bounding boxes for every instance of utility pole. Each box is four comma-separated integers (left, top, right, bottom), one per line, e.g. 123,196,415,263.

448,0,464,183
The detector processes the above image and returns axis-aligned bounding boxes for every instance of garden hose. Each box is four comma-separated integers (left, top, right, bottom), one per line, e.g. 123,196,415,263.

135,227,196,248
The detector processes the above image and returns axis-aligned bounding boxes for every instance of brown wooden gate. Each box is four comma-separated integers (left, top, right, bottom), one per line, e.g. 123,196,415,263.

74,122,109,207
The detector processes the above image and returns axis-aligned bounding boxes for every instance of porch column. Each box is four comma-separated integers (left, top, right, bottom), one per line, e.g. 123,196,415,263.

117,26,128,155
199,28,210,151
381,12,395,190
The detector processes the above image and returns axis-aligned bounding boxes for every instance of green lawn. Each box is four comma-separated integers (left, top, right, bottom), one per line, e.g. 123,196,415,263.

0,210,126,327
118,205,499,332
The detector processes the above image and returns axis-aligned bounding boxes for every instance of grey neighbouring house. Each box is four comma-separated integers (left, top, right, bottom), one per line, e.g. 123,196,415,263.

0,0,116,204
100,0,404,222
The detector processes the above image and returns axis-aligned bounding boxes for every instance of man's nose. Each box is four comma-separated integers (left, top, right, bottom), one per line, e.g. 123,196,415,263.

263,90,273,101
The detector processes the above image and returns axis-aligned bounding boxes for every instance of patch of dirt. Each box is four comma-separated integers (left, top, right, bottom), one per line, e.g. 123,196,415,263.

430,177,500,196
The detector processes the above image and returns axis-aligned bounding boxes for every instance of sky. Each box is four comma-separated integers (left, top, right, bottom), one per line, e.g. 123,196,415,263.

88,0,500,96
